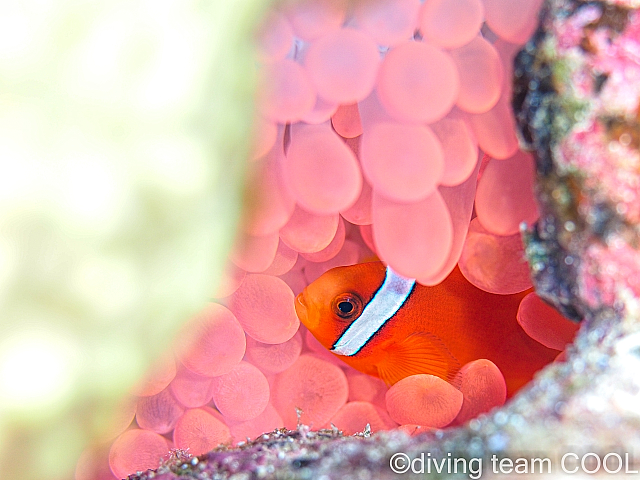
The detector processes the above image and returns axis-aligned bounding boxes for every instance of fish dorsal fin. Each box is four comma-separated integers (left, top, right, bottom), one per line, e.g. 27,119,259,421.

377,333,461,387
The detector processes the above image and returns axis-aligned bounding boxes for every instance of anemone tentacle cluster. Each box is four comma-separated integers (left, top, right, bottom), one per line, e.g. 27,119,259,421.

76,1,596,478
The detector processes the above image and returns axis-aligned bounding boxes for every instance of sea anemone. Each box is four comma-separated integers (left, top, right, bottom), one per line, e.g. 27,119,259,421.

94,1,589,478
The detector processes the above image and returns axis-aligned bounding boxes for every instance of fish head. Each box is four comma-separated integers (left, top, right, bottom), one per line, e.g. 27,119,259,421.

295,261,387,351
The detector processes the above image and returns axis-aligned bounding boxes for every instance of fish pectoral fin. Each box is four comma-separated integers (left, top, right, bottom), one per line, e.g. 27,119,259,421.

377,333,461,387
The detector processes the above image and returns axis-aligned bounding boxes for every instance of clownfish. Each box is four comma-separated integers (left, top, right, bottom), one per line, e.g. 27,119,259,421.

295,262,558,397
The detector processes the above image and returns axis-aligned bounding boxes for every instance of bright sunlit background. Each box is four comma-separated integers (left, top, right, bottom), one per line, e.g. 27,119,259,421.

0,0,268,478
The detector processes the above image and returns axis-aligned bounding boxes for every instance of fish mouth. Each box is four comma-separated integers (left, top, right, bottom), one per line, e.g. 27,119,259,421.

295,292,310,327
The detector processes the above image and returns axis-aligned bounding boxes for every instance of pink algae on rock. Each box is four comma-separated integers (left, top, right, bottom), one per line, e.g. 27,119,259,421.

580,241,640,310
272,354,348,429
172,407,232,456
385,374,464,428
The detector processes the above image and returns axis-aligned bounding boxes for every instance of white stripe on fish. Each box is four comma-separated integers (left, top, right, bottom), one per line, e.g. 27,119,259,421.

332,267,415,356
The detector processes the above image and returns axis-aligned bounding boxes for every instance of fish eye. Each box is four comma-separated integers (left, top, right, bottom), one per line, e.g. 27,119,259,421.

332,293,363,320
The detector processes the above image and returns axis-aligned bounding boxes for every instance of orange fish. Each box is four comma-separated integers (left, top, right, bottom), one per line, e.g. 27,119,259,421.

295,262,557,397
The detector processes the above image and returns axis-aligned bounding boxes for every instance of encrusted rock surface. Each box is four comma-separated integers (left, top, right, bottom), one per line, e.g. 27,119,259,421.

127,1,640,478
516,0,640,320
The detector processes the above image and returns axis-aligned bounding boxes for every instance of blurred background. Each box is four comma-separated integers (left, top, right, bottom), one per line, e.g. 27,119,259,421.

0,1,270,478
